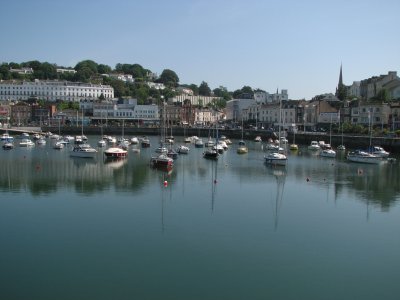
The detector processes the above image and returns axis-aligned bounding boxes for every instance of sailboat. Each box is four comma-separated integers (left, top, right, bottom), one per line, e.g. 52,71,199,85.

289,128,298,151
237,118,248,154
97,115,106,147
347,111,381,164
320,116,336,158
337,118,346,151
265,99,287,166
151,101,173,168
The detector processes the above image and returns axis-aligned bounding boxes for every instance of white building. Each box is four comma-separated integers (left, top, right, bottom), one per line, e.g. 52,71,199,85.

347,81,360,98
92,99,159,121
254,90,289,104
172,95,222,107
0,79,114,102
56,68,77,74
108,73,134,83
225,98,256,121
146,82,165,90
194,108,219,126
10,67,33,75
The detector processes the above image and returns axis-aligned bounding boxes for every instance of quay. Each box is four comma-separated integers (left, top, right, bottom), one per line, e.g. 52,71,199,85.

2,126,400,152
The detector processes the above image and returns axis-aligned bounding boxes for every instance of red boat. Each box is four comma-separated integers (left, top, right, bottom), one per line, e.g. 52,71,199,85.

150,154,173,168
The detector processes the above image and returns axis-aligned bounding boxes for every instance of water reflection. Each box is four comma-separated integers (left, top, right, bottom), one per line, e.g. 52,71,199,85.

1,139,400,210
265,166,287,230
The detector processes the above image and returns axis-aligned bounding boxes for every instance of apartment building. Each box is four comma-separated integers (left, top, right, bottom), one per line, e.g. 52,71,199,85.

0,79,114,102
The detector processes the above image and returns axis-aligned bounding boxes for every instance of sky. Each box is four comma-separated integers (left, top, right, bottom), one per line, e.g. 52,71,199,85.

1,0,399,99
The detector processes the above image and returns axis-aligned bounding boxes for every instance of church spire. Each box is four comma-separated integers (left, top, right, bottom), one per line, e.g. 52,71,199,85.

338,63,343,88
336,63,346,100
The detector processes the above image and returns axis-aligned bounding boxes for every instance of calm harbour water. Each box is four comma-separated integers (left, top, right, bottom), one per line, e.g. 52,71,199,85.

1,135,400,300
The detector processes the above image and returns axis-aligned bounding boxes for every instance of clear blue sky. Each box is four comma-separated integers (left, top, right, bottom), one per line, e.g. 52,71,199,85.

1,0,399,99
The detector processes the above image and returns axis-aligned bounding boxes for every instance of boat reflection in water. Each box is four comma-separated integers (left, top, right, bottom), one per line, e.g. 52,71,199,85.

104,157,128,170
266,166,287,231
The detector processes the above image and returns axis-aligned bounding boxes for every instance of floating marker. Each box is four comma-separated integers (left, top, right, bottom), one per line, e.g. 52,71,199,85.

163,180,168,187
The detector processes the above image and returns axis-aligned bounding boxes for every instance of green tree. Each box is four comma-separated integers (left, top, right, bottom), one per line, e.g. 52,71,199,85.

159,69,179,87
199,81,211,96
189,84,199,95
75,60,98,74
213,86,231,102
337,85,347,101
97,64,112,74
0,63,11,80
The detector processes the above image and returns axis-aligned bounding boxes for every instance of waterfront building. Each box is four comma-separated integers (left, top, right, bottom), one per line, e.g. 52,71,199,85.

92,99,159,124
360,71,399,100
226,98,256,122
0,79,114,102
193,107,219,126
350,102,391,127
389,102,400,131
10,102,31,126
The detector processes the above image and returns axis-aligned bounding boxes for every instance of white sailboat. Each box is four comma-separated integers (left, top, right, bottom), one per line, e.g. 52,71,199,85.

237,118,248,154
265,99,287,166
320,116,336,158
337,116,346,151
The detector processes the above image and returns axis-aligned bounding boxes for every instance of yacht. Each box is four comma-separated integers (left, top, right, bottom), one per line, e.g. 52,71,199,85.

176,145,190,154
320,148,336,158
2,142,14,150
19,139,35,147
141,136,151,148
70,143,97,158
308,141,320,150
203,148,219,159
264,152,287,166
347,150,382,164
369,146,389,158
130,137,139,145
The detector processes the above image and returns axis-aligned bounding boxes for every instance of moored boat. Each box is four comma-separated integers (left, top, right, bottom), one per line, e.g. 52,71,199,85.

308,141,320,150
104,147,128,158
203,148,219,159
320,148,336,158
2,142,14,150
176,145,190,154
264,152,287,166
19,138,35,147
70,143,97,158
150,154,174,168
347,150,382,164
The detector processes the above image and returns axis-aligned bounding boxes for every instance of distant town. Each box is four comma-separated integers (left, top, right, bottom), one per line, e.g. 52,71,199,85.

0,61,400,135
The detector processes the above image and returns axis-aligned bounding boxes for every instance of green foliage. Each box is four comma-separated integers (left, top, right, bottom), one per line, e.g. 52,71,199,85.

97,64,112,74
213,86,231,102
58,101,79,111
199,81,211,96
159,69,179,87
115,63,147,79
75,60,98,74
336,85,347,101
189,84,199,95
